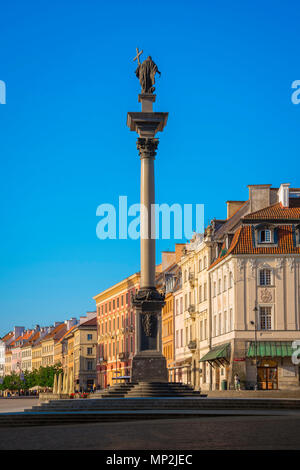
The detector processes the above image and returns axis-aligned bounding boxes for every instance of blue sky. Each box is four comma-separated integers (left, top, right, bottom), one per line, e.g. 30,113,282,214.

1,0,300,335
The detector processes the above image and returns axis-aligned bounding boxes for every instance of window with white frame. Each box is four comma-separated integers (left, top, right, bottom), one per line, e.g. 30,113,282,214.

259,268,272,286
259,229,272,243
223,276,227,291
199,285,202,303
259,306,272,330
229,308,233,331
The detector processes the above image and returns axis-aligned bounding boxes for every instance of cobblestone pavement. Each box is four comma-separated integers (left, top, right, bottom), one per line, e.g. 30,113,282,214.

0,415,300,449
0,398,38,413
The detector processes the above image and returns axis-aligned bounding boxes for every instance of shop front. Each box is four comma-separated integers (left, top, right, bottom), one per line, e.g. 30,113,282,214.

199,343,231,391
247,341,298,390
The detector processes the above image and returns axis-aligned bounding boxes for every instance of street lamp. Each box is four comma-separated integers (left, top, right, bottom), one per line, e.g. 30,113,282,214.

250,305,258,391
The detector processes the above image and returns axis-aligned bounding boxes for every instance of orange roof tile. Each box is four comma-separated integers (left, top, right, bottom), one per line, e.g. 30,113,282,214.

41,323,66,342
57,324,77,343
209,227,242,269
244,203,300,220
1,332,13,342
21,330,41,348
80,317,97,327
209,224,300,269
232,225,300,255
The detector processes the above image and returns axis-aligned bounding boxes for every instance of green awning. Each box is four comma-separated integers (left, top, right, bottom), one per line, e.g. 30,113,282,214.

199,343,230,362
247,341,293,358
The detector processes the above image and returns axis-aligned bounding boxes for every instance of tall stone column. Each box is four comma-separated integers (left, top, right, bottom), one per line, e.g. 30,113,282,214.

127,93,168,382
138,137,157,289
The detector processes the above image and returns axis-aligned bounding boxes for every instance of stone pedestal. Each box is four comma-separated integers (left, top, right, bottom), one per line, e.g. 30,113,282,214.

131,287,168,383
132,354,168,383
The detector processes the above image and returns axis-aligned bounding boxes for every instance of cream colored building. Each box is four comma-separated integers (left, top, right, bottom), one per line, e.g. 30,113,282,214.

41,322,75,367
175,233,211,390
32,339,43,371
202,183,300,390
73,313,97,392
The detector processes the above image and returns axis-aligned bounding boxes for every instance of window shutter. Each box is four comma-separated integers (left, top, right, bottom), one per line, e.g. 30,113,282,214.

273,228,278,244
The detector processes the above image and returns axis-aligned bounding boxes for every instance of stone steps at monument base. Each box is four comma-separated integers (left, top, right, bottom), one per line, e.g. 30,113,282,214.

0,411,217,427
1,408,292,428
25,397,300,414
91,381,201,398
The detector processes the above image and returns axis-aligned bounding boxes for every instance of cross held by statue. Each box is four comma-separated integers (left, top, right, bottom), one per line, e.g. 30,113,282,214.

133,47,143,65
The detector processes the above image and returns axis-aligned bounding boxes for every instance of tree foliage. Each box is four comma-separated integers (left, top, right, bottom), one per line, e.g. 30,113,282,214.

0,364,63,391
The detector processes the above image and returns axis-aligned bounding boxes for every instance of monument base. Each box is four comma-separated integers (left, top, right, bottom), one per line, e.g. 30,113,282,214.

131,353,168,383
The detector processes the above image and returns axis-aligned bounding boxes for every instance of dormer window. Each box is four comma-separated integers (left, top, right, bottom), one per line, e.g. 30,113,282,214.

259,229,271,243
255,223,277,245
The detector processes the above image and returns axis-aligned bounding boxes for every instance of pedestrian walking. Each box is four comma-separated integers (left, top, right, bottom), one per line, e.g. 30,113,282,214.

234,374,241,391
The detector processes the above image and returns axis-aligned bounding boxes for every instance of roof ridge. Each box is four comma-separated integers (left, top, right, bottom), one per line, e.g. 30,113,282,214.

245,202,281,218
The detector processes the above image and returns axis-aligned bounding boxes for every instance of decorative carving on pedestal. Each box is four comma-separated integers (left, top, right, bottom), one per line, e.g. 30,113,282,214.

141,312,156,337
260,288,273,303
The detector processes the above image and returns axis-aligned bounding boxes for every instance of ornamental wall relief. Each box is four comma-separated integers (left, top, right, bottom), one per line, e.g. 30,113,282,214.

237,259,245,273
260,288,273,303
287,258,295,272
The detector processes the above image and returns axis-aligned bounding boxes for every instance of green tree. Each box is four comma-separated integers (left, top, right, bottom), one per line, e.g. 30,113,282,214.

0,364,63,393
36,363,63,388
0,373,23,392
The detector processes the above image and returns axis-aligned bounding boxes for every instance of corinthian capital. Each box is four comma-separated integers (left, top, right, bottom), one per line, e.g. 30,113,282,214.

136,138,159,159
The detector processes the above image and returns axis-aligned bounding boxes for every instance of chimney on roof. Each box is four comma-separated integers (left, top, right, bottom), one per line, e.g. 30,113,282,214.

65,318,78,330
86,311,97,320
13,326,25,340
226,201,245,219
161,251,176,272
175,243,185,263
248,184,272,213
278,183,290,208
